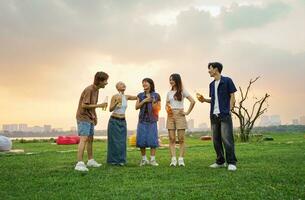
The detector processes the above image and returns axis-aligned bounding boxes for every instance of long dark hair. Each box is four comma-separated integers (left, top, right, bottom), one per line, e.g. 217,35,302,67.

142,78,155,93
170,73,183,101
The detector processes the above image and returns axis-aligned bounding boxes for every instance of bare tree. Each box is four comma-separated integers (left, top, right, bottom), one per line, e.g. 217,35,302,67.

232,77,270,142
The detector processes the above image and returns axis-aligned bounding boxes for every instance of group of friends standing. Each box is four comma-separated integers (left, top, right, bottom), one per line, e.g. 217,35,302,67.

75,62,238,172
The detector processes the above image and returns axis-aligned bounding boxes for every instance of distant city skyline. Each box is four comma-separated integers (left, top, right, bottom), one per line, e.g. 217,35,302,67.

2,114,304,133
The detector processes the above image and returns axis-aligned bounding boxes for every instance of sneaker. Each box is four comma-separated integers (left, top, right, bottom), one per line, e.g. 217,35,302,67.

150,160,159,166
170,158,177,167
209,163,227,168
75,161,89,172
87,159,102,168
228,164,237,171
140,159,150,167
178,158,185,167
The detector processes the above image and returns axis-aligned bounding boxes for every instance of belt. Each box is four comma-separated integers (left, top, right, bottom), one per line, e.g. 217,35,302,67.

111,116,126,121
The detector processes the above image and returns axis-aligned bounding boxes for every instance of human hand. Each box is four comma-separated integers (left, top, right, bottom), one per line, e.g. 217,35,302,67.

179,110,188,116
196,93,205,103
143,97,153,103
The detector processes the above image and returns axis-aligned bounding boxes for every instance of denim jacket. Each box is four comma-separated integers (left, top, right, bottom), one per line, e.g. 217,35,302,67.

137,92,161,123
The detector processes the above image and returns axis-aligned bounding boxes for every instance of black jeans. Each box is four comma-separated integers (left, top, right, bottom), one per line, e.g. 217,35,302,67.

210,114,237,165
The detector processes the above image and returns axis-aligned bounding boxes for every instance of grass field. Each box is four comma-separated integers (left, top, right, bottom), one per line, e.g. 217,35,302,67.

1,132,305,200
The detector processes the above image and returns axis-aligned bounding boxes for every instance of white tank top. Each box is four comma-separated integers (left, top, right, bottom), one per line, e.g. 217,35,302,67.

113,94,127,115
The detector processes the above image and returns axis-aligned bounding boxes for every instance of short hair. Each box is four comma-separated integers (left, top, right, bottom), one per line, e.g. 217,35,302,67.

94,71,109,85
116,81,125,90
208,62,223,73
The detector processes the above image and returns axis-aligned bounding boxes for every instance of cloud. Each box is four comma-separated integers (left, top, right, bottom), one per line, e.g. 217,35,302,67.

0,0,304,128
221,2,291,30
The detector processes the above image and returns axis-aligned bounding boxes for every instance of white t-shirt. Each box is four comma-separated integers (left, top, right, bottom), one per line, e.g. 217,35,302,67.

213,80,221,114
167,89,190,109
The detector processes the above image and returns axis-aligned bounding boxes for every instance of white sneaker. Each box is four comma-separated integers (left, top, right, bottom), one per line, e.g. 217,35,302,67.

140,159,150,166
228,164,237,171
150,160,159,166
170,158,177,167
75,161,89,172
87,159,102,168
178,158,185,167
209,163,227,168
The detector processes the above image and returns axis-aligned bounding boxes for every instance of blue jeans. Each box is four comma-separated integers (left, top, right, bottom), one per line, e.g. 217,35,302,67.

210,114,237,165
77,121,94,136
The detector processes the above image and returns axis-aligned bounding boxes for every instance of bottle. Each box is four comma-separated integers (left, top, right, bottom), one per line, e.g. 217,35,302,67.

102,96,109,111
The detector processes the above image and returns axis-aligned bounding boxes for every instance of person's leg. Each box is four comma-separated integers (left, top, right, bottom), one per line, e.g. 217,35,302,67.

177,129,186,158
137,122,147,160
87,135,93,160
221,115,237,165
148,122,159,166
140,148,148,165
87,122,95,160
211,116,225,165
168,129,176,157
86,123,102,167
77,136,88,161
150,148,156,156
140,148,146,156
75,121,92,171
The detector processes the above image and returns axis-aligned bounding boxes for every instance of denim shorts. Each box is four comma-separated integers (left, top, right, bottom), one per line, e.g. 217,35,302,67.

77,121,94,136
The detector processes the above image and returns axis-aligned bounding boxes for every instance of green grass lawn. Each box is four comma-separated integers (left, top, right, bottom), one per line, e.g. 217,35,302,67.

1,132,305,200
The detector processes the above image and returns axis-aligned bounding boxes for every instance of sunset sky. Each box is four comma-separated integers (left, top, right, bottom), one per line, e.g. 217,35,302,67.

1,0,305,130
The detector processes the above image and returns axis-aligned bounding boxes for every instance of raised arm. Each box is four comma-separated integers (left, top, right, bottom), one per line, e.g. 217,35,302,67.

126,95,137,101
197,94,211,104
82,103,106,109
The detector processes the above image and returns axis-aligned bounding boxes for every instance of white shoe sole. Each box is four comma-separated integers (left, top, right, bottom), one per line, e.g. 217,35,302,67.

75,167,89,172
87,164,102,168
210,164,227,168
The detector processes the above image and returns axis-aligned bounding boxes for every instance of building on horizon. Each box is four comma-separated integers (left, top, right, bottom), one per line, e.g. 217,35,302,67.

269,115,281,126
259,115,281,127
300,116,305,125
292,119,299,125
32,126,44,133
44,125,52,133
198,122,209,131
187,119,195,131
3,124,19,132
158,117,166,132
19,124,28,132
52,128,64,132
70,127,77,133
